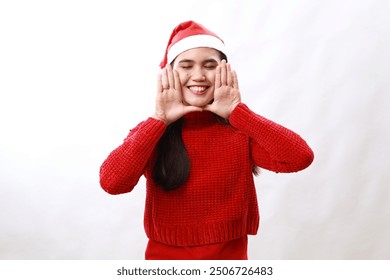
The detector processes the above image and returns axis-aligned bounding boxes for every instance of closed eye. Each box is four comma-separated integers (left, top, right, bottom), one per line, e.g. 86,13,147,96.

205,64,217,69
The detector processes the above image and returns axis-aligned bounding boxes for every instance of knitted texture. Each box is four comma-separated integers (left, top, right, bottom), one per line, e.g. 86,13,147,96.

99,103,314,246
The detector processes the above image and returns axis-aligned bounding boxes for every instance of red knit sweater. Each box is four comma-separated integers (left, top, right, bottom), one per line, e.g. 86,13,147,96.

99,103,314,246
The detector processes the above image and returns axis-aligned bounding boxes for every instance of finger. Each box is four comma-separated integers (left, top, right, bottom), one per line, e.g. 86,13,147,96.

220,60,227,85
232,70,239,89
157,72,163,92
173,69,181,91
215,65,221,88
202,103,213,112
166,64,174,89
183,105,203,114
226,63,232,86
161,68,169,90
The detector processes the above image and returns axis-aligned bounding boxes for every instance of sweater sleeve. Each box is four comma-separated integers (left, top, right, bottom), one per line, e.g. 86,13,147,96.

229,103,314,173
99,117,166,194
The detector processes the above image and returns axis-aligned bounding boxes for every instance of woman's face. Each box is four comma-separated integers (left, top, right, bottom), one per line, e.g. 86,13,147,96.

172,47,222,108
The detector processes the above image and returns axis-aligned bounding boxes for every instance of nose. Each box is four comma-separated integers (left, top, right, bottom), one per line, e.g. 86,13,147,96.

191,66,206,81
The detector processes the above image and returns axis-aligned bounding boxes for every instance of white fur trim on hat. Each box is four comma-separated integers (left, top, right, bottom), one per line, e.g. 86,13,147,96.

167,34,226,65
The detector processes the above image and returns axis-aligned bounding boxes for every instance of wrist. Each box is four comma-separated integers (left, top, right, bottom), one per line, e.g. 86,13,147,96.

152,113,169,125
227,102,241,119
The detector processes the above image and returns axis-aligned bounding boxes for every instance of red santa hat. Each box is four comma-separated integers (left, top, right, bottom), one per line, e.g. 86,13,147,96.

159,20,226,68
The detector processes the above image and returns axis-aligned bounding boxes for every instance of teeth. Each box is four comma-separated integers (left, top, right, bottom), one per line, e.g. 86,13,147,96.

189,86,207,92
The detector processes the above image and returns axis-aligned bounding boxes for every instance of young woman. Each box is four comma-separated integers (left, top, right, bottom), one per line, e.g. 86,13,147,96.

99,21,314,260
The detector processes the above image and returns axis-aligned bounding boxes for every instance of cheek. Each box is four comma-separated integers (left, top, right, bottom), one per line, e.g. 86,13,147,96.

176,72,188,86
207,72,216,85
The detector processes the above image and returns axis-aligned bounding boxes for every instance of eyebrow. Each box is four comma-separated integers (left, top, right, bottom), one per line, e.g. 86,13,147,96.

177,59,219,64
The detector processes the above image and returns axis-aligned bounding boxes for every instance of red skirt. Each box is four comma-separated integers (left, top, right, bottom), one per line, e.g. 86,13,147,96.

145,235,248,260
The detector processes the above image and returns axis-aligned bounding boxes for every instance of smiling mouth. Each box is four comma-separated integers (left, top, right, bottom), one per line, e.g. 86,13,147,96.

188,86,209,94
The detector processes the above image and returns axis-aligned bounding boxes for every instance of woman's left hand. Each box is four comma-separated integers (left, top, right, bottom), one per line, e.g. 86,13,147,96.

203,60,241,119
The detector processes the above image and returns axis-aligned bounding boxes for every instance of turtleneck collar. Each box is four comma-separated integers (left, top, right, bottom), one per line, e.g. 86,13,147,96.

182,111,218,127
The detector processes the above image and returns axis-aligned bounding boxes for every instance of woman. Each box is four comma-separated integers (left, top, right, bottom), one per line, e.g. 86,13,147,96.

99,20,314,260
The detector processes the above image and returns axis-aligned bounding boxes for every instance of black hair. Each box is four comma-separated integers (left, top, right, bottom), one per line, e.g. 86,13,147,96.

152,118,190,190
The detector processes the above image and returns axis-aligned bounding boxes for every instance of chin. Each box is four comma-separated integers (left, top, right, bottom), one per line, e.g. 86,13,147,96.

185,100,210,108
184,96,213,108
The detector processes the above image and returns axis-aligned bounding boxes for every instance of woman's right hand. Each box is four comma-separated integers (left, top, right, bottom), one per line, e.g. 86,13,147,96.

153,64,202,125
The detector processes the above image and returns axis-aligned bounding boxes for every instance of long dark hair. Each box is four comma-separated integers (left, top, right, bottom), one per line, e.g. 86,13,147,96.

152,52,259,191
152,118,190,190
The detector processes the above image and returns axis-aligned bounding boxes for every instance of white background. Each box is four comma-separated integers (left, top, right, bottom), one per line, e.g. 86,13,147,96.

0,0,389,259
